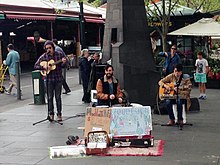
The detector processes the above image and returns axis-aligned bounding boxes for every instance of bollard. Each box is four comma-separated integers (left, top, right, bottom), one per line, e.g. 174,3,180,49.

63,67,67,81
79,69,81,84
16,61,21,100
32,70,45,104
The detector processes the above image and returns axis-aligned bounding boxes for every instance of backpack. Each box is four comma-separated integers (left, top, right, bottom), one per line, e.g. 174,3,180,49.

121,89,130,106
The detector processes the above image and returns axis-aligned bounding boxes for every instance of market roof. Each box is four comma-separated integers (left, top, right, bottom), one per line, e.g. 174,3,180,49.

0,11,5,20
0,0,105,21
99,1,198,19
0,0,50,8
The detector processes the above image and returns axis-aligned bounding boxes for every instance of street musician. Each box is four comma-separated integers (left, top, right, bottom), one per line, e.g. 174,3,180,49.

34,40,66,122
158,64,192,130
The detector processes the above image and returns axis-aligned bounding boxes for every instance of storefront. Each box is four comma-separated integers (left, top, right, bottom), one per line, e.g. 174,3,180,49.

0,1,105,71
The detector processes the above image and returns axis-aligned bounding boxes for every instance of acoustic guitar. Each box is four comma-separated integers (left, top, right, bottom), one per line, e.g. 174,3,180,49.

159,83,175,99
159,82,190,99
40,59,62,76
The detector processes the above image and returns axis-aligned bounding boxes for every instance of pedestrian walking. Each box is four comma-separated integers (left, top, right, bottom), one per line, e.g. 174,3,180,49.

3,44,20,95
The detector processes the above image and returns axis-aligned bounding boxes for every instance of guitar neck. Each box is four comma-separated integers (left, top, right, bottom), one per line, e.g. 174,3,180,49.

53,59,63,65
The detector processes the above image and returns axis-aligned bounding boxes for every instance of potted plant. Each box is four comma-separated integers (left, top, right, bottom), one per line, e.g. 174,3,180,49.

207,58,220,88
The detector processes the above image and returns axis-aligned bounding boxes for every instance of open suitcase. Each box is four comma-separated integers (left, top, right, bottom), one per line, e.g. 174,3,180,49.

110,106,154,148
85,131,109,155
111,133,154,148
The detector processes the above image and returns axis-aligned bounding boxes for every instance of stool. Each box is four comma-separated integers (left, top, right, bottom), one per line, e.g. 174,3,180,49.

130,103,143,107
91,90,97,103
172,104,186,124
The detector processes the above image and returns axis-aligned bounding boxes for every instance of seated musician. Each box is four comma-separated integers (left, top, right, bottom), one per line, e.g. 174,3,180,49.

158,64,192,130
96,64,123,106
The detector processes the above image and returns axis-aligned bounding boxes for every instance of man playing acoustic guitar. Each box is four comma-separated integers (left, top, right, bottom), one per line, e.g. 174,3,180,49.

34,40,67,121
158,64,192,130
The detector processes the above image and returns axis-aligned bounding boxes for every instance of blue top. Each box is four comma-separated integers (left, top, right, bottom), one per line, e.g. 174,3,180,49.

55,45,66,56
109,82,113,95
5,50,20,75
158,52,181,75
55,45,70,67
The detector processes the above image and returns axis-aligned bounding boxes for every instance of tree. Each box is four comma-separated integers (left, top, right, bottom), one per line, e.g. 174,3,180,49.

145,0,180,51
179,0,220,12
90,0,102,7
145,0,218,51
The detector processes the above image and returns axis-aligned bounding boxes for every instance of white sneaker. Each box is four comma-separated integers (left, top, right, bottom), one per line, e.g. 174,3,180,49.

198,95,203,99
202,95,207,100
5,90,11,95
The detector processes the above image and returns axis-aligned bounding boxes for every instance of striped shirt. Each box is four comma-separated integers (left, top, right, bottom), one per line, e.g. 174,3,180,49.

34,51,65,82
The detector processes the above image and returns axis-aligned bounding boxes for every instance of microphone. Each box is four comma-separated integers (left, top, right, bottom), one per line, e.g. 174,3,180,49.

46,50,50,54
175,82,180,88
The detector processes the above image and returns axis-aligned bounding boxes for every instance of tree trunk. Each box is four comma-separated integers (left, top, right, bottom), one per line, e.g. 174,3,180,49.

162,0,167,52
162,35,167,52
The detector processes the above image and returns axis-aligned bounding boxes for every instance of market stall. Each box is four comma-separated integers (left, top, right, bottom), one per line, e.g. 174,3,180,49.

168,18,220,88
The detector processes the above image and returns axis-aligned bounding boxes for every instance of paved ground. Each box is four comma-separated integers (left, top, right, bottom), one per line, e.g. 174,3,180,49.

0,68,81,110
0,69,220,165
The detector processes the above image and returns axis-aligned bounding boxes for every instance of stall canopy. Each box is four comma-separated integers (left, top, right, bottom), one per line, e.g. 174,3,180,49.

0,0,105,22
147,0,197,16
168,18,220,36
0,13,5,20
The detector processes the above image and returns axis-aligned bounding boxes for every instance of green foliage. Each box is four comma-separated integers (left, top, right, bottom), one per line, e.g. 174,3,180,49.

178,0,220,12
208,58,220,73
54,8,66,14
90,0,102,7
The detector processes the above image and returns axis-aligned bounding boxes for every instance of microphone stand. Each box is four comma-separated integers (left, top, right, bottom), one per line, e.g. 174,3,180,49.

33,53,63,125
109,99,112,107
175,81,182,129
175,76,193,129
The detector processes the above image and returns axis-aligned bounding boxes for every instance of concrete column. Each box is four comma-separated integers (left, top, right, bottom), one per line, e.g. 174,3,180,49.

102,0,161,106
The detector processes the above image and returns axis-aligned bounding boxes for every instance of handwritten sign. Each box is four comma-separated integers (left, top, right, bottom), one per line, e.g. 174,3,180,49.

110,106,152,136
84,107,111,137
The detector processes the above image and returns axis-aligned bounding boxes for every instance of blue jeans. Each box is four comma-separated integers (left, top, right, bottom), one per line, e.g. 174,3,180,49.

165,99,185,121
45,81,63,116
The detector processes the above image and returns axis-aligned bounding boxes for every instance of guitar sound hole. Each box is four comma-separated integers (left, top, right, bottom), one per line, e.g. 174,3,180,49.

165,89,170,94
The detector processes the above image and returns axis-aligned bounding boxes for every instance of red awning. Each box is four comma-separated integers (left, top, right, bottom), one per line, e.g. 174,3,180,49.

85,18,105,24
6,14,56,21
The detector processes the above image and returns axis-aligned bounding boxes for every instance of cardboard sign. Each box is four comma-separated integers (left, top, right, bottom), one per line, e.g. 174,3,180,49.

84,107,111,137
110,106,152,136
49,145,86,159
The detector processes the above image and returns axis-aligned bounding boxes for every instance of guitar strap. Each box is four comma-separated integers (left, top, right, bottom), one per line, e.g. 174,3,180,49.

176,74,183,87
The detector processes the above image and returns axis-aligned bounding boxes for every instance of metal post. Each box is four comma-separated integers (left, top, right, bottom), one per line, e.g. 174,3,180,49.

16,61,21,100
50,21,54,40
78,1,84,84
79,68,81,84
63,67,67,81
79,1,86,49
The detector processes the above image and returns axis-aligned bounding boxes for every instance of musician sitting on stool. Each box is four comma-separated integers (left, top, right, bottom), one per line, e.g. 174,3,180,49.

158,64,192,130
96,64,123,106
34,40,67,121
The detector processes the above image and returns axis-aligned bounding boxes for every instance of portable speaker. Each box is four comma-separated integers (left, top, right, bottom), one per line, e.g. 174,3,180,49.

189,97,200,112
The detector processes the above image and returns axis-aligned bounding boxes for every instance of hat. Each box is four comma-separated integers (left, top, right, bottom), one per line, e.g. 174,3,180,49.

44,40,55,49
